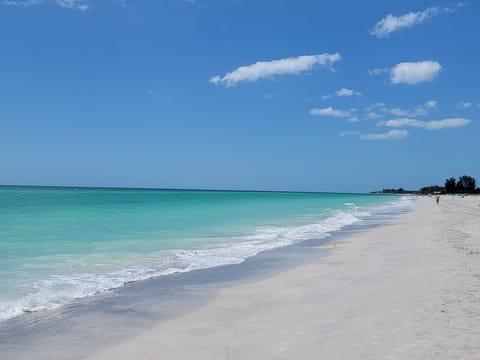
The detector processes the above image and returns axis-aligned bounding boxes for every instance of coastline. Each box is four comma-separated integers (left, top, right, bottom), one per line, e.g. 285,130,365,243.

0,194,409,359
0,190,405,324
2,195,479,359
89,195,480,359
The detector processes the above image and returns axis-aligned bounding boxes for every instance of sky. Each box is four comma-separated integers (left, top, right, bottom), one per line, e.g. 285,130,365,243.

0,0,478,192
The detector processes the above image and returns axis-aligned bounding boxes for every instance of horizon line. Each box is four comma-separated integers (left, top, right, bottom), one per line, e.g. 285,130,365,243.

0,183,381,196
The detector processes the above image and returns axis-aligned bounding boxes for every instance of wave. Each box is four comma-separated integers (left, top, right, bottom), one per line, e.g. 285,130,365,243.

0,196,415,321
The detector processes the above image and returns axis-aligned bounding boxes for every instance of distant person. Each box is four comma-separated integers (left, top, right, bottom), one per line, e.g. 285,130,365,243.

436,195,440,204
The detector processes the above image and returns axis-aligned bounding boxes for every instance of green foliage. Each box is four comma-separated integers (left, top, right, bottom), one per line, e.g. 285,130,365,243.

457,175,476,193
375,175,478,194
444,177,456,193
444,175,477,194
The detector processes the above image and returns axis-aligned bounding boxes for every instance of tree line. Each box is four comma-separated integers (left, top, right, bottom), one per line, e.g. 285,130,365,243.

420,175,478,194
376,175,479,194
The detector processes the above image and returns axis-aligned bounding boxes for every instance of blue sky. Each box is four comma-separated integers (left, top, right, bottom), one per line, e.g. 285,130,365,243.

0,0,478,192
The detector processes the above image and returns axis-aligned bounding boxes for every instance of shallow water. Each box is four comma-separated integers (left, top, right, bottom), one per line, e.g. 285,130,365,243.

0,191,414,359
0,186,410,321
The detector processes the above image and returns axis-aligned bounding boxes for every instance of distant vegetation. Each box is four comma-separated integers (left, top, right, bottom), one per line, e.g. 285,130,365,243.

443,175,477,194
420,175,478,194
419,185,445,194
375,175,479,194
379,188,410,194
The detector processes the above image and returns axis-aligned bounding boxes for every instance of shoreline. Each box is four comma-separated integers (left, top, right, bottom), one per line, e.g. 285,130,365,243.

89,195,480,359
2,195,479,359
0,189,404,324
0,193,408,325
0,197,411,359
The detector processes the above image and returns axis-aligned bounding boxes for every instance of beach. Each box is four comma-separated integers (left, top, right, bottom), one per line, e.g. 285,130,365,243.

89,195,480,360
2,194,479,360
3,1,479,358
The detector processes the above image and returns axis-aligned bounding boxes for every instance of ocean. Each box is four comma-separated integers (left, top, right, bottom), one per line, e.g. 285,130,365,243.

0,186,413,322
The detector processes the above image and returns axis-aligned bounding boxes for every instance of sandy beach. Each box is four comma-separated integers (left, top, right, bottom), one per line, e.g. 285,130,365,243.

87,195,480,360
3,1,478,358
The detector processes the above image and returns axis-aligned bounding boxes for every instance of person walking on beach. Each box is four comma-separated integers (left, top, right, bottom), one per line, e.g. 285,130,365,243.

436,195,440,204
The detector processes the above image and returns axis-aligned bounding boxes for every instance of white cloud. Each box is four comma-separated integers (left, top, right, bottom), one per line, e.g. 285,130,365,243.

365,102,385,112
335,88,362,97
264,93,275,100
370,61,442,85
371,7,440,38
390,61,441,85
336,88,353,96
4,0,40,6
416,118,472,130
377,118,422,128
365,100,437,119
339,131,360,137
389,101,437,117
360,130,409,141
56,0,87,9
210,53,342,87
4,0,88,10
310,107,354,118
370,4,464,38
377,117,472,130
368,67,389,75
457,101,473,109
387,108,410,117
366,111,381,120
322,88,362,99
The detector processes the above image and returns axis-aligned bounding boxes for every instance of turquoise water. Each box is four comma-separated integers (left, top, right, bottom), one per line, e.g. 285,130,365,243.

0,186,411,321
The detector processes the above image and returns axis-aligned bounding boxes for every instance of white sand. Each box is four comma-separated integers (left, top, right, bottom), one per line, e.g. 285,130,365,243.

90,196,480,360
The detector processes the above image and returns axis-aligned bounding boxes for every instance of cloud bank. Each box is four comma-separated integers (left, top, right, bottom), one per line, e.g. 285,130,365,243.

210,53,342,87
